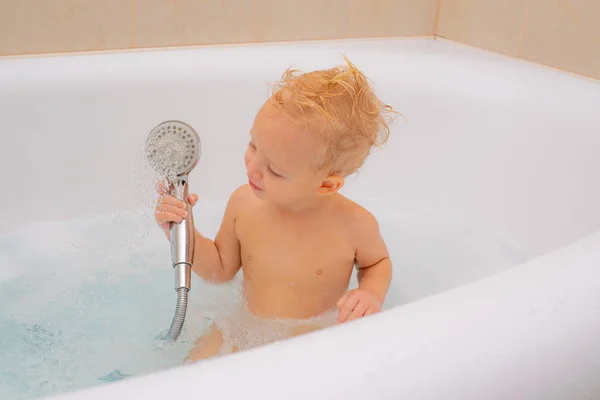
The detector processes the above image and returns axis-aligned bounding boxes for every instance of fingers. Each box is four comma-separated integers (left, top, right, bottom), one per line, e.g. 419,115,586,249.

336,291,351,310
156,180,174,196
160,195,186,209
337,292,360,323
160,202,186,214
156,181,197,203
155,209,186,224
188,193,198,206
337,289,382,323
154,186,198,234
155,198,187,223
347,301,369,322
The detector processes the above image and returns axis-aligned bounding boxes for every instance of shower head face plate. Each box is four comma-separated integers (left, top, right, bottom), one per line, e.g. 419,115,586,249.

145,120,200,179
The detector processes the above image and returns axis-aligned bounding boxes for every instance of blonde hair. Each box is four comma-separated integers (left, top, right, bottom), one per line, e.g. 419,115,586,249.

271,56,398,176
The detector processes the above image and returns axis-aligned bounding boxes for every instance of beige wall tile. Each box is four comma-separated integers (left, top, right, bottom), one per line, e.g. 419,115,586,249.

349,0,437,37
251,0,350,42
520,0,600,80
0,0,132,56
135,0,254,47
437,0,527,56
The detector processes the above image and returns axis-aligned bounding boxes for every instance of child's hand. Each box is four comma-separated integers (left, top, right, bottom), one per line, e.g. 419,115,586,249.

336,288,382,323
155,181,198,237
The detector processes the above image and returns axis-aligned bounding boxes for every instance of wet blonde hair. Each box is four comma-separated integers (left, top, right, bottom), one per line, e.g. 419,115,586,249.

271,56,397,176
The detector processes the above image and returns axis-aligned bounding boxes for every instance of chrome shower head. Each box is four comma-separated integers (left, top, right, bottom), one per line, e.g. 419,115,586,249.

144,119,200,342
145,120,201,180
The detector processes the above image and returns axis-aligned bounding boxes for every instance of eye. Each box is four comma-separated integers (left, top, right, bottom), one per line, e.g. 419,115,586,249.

267,165,283,178
248,142,256,150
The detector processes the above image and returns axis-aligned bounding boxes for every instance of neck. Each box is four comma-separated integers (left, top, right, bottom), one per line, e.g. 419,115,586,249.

271,193,336,215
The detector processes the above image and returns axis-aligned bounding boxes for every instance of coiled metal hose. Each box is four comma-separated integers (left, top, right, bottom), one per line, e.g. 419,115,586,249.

166,287,189,341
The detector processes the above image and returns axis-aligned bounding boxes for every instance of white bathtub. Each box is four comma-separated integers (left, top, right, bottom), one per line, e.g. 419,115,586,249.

1,37,599,399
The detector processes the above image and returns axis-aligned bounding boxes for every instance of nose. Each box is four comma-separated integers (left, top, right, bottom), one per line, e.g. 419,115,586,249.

246,155,263,181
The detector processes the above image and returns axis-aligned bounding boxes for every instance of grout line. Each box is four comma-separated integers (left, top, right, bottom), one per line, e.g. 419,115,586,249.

0,36,436,60
433,0,442,36
1,33,596,82
348,0,356,37
131,0,136,48
0,46,133,60
249,0,256,43
516,0,531,58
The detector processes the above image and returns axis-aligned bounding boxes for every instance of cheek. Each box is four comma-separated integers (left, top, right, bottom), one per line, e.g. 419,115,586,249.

278,177,310,196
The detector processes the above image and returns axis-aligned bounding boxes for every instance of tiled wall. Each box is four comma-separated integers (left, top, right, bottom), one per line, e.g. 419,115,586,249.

0,0,597,80
0,0,437,55
437,0,600,80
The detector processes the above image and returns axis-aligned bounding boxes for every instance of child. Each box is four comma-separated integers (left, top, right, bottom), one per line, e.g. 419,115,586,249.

155,57,396,362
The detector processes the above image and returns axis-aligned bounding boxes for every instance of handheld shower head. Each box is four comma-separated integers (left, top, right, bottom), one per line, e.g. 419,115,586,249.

145,120,201,342
145,120,201,180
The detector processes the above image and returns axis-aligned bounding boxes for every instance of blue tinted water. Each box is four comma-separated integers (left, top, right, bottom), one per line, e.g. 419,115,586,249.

0,201,525,399
0,209,240,400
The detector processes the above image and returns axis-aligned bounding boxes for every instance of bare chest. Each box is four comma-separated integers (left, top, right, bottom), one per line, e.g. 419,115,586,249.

236,210,355,285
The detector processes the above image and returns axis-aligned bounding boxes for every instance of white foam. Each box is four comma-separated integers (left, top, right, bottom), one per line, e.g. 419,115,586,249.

0,202,524,399
210,296,338,357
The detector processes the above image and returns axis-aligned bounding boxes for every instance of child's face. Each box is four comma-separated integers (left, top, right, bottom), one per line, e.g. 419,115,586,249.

245,98,335,205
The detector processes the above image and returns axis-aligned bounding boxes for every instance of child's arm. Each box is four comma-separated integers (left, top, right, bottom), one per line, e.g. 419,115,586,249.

155,185,243,283
192,187,243,282
337,210,392,323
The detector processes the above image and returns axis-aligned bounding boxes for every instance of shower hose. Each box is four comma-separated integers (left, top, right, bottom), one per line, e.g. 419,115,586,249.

166,287,189,341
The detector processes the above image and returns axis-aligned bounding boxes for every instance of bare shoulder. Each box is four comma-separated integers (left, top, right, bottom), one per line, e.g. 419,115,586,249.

226,184,257,215
230,184,253,203
335,195,389,264
335,194,380,235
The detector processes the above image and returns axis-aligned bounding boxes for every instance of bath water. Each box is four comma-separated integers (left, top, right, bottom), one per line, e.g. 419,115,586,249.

0,200,525,400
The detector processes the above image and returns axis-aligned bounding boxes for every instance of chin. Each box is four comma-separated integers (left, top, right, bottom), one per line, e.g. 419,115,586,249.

250,188,267,200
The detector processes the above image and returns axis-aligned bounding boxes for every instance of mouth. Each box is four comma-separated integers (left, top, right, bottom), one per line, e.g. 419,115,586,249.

248,180,263,191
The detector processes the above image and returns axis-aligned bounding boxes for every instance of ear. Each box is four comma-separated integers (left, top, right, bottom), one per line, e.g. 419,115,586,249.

317,175,345,196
